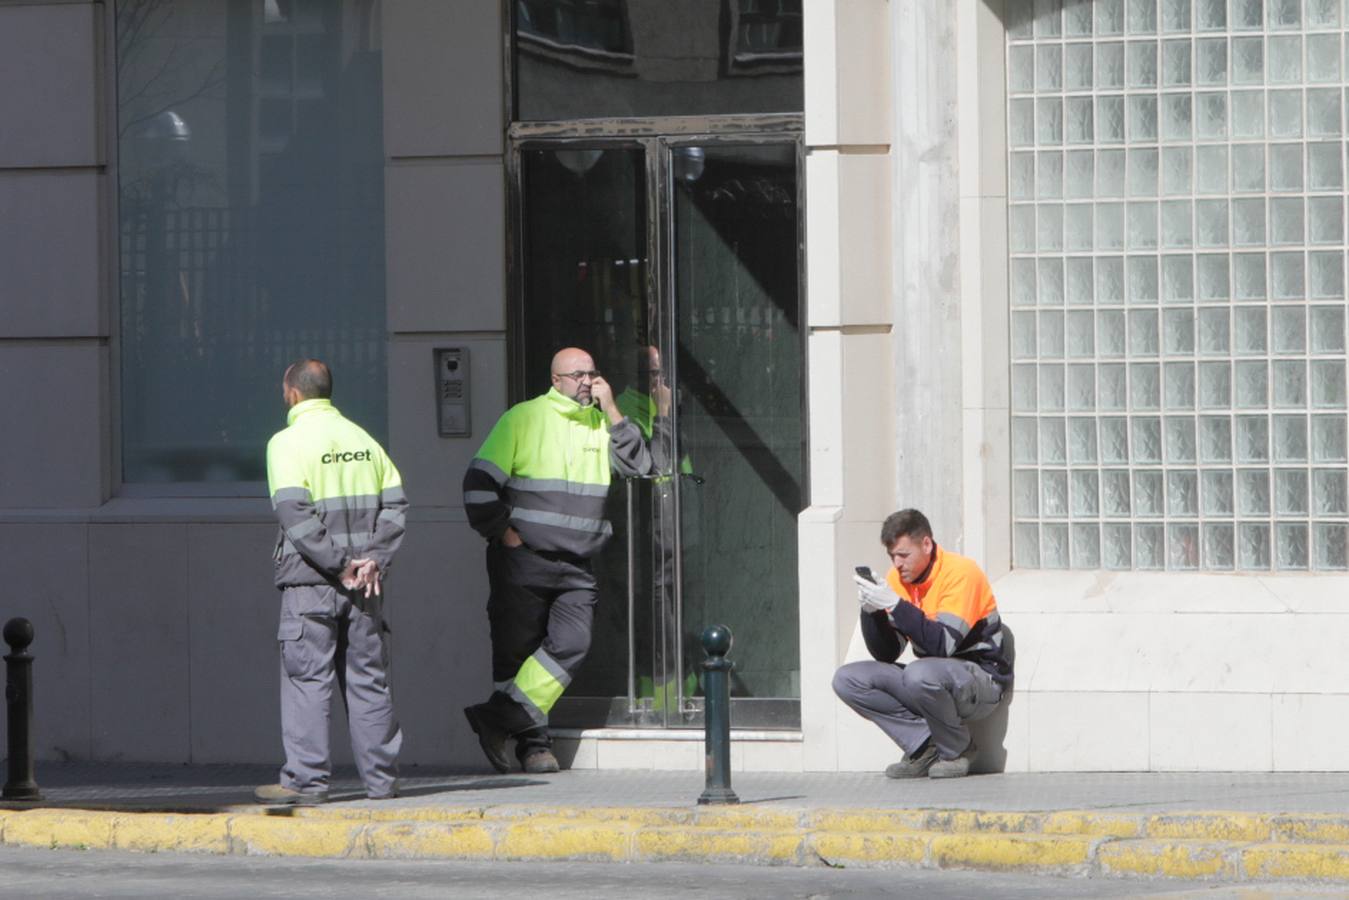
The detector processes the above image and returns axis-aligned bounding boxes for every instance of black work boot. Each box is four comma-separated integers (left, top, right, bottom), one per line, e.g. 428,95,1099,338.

522,747,560,774
464,704,512,774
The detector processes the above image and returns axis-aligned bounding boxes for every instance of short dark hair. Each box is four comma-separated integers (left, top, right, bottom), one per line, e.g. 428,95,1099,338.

284,359,332,400
880,509,933,547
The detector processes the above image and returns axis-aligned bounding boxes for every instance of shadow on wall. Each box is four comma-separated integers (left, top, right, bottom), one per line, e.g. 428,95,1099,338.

970,623,1016,775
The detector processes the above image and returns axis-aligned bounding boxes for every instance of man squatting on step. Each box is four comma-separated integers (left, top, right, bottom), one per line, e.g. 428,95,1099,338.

462,347,655,774
833,509,1013,779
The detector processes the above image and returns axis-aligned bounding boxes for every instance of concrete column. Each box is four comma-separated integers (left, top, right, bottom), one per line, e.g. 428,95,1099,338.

799,0,894,771
379,0,505,766
890,2,965,541
956,0,1012,576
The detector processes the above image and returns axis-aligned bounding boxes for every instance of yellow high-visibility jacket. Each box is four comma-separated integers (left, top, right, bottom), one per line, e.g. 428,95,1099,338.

463,388,652,558
266,399,408,588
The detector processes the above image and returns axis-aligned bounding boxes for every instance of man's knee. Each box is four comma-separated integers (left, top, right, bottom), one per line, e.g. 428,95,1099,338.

543,622,592,665
832,662,872,703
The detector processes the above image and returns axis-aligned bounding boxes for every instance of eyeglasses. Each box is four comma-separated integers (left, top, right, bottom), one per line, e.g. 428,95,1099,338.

556,369,601,381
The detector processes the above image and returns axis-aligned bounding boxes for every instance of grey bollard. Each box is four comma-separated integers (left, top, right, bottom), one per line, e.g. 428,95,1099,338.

697,624,738,805
3,618,40,800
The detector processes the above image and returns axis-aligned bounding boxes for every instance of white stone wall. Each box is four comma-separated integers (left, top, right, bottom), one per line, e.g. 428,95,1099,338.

799,0,1349,773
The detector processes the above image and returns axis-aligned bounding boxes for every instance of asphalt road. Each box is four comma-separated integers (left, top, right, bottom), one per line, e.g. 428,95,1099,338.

0,847,1345,900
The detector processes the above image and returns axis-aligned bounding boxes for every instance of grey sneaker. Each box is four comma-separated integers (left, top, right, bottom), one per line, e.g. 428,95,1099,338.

929,740,977,779
464,705,512,774
884,743,938,779
522,748,560,774
253,783,328,806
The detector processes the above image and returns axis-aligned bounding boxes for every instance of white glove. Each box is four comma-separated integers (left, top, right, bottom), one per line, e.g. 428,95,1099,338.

853,573,901,613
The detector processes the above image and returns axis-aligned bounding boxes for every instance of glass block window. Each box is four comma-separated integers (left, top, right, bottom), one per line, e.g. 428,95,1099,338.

1007,0,1349,571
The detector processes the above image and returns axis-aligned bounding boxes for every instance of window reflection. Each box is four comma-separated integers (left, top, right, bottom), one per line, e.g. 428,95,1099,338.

513,0,802,121
117,0,386,484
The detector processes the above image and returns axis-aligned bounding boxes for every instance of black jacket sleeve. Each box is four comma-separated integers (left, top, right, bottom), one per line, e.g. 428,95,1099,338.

861,610,908,663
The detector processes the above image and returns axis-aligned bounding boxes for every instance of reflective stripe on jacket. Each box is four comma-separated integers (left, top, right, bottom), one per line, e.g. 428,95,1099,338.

266,399,408,588
463,387,653,558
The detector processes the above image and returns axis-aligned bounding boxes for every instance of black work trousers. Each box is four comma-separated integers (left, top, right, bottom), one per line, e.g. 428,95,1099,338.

479,541,597,760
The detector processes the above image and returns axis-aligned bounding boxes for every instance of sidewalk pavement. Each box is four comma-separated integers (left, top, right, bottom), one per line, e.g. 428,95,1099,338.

5,762,1349,884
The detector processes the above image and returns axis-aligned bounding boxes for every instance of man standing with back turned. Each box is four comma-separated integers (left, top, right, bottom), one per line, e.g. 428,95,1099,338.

833,509,1013,779
462,347,654,774
255,359,408,804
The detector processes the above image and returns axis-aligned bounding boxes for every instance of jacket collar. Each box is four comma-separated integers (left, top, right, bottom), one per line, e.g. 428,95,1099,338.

905,545,941,589
544,387,601,421
287,398,337,427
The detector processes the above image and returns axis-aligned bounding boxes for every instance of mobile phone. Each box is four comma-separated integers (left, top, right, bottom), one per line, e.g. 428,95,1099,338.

854,565,877,583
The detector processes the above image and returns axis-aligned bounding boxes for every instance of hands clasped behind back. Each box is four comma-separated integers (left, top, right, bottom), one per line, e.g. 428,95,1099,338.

340,558,382,597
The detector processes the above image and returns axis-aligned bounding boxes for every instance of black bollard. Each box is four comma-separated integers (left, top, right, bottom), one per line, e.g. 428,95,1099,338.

3,618,40,800
697,624,738,805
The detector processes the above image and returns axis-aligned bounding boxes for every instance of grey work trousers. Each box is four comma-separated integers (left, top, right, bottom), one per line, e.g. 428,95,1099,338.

277,584,402,798
832,657,1003,759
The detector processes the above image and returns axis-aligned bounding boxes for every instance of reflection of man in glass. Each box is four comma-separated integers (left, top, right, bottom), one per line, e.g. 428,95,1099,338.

462,348,655,773
616,347,697,711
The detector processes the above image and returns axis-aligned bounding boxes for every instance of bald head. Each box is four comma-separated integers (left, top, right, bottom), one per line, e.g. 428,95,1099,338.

283,359,332,407
550,347,599,405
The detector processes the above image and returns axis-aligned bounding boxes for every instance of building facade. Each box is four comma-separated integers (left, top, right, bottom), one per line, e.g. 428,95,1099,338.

1,0,1346,773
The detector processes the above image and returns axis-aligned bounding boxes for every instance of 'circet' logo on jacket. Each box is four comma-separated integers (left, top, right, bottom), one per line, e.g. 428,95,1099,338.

321,450,373,464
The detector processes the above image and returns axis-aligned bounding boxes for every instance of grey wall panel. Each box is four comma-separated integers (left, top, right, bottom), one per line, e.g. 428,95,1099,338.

0,2,102,168
387,336,507,509
88,524,190,762
0,170,105,337
0,523,92,761
0,343,107,508
382,0,503,158
386,161,506,334
187,523,282,764
381,520,492,766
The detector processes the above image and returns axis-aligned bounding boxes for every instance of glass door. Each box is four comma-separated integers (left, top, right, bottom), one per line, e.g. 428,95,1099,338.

512,135,803,729
667,140,803,726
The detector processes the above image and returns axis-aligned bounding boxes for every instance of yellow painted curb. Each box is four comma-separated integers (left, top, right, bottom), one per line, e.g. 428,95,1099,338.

692,808,802,831
1271,815,1349,845
1097,839,1236,880
810,830,927,866
516,807,689,827
1146,813,1271,843
11,802,1349,884
808,809,928,833
1042,811,1142,839
635,827,803,864
365,822,495,859
3,809,116,851
496,821,633,861
931,810,1046,835
297,806,489,824
113,813,231,854
930,832,1093,871
1243,843,1349,881
229,816,366,858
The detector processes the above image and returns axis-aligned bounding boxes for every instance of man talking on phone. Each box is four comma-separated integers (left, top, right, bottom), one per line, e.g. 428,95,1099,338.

833,509,1012,779
461,347,654,774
